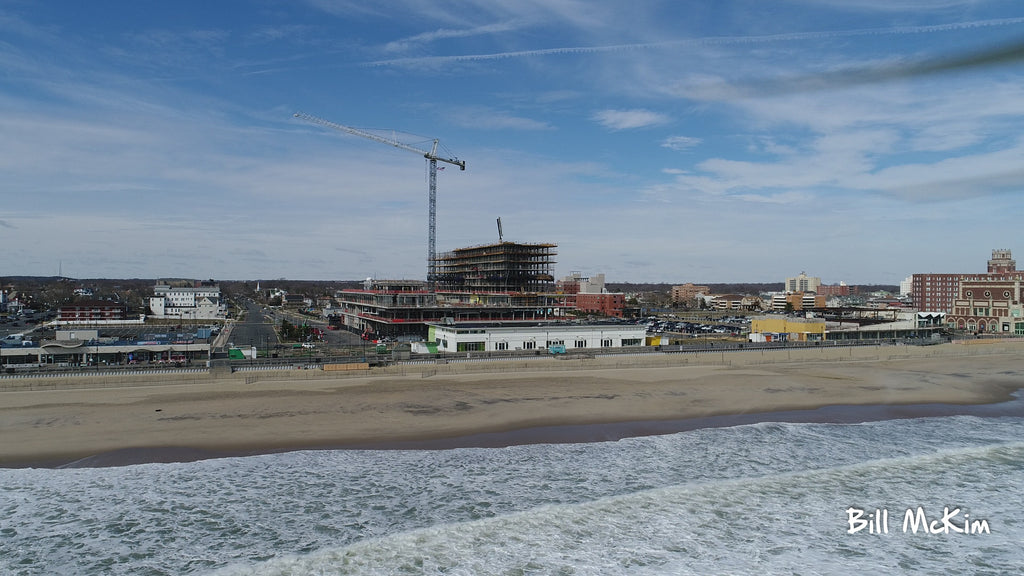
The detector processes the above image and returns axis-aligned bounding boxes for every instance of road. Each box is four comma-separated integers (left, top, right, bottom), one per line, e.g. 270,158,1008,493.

227,300,281,355
230,301,365,358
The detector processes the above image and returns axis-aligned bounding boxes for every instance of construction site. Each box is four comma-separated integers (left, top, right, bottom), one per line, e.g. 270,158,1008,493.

434,241,557,294
296,113,579,342
331,241,571,341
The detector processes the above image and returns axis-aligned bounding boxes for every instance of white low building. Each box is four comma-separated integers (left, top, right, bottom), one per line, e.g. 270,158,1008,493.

426,322,647,353
149,282,226,320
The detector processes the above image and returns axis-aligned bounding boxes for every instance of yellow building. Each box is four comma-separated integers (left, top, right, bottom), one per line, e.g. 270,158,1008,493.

749,316,826,342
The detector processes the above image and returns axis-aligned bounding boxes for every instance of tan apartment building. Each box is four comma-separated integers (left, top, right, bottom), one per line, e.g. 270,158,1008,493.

785,272,821,293
671,283,710,304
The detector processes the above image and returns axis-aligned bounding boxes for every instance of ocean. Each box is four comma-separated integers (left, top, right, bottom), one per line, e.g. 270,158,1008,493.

2,412,1023,575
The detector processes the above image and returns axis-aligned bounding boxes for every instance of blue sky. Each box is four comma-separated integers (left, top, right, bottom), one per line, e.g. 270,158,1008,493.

2,1,1023,284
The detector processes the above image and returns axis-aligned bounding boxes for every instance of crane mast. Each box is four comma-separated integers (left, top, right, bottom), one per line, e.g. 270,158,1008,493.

293,112,465,289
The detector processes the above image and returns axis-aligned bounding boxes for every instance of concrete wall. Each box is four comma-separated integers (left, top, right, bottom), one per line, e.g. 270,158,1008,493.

4,340,1022,392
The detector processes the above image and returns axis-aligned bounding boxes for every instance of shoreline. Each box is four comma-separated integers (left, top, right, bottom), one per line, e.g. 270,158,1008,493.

3,342,1023,469
51,391,1024,469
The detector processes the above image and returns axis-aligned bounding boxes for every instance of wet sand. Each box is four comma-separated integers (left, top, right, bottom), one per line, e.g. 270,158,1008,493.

2,342,1023,468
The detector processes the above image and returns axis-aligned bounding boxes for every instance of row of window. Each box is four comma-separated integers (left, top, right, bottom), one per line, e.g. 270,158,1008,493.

454,338,641,352
964,290,1014,299
952,307,1013,317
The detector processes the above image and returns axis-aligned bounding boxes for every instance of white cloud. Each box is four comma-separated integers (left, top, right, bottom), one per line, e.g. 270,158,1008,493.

593,109,669,130
446,107,552,131
384,21,522,53
661,135,701,151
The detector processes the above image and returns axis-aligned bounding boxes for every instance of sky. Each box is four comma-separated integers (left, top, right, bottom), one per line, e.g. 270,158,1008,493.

2,0,1024,284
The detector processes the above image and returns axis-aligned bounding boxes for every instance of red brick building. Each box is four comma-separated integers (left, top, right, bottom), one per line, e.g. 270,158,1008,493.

912,249,1019,313
58,300,128,322
947,275,1024,334
575,292,626,318
911,273,963,313
817,283,858,297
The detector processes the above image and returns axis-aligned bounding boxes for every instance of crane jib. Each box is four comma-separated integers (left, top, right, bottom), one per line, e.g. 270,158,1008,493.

294,111,466,289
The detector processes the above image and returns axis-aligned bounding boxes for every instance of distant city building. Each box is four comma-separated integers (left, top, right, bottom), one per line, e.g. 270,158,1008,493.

149,281,225,319
711,294,762,311
671,283,710,304
282,294,306,306
556,272,608,295
557,271,583,294
786,272,821,293
575,292,626,318
58,300,128,323
899,276,913,297
556,272,625,317
911,273,962,313
947,275,1024,334
817,282,857,297
912,249,1018,314
770,292,825,311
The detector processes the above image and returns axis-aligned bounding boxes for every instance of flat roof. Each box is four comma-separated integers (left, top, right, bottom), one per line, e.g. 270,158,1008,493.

429,320,639,330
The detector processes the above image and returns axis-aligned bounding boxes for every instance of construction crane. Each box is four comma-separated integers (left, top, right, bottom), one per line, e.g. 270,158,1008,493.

293,112,466,289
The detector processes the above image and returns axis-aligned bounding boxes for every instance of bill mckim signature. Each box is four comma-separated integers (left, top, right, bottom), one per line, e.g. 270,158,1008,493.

846,507,990,535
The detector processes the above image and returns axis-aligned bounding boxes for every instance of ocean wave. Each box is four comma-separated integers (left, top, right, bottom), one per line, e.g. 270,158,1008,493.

3,416,1023,576
210,442,1024,575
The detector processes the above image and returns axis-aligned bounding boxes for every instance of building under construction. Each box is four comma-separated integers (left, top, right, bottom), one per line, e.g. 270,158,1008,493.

433,241,557,293
329,241,568,341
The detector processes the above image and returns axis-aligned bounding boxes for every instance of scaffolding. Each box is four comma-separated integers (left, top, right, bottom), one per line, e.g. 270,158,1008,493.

433,241,557,293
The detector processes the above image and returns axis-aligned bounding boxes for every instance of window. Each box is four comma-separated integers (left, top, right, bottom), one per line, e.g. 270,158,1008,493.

575,340,586,348
622,338,642,346
601,339,613,347
456,341,485,352
495,342,508,351
523,341,536,350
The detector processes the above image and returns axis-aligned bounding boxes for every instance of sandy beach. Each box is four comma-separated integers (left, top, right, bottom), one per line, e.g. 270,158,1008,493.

2,341,1023,467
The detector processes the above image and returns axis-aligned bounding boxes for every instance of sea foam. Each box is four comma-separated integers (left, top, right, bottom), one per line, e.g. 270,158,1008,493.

2,415,1023,575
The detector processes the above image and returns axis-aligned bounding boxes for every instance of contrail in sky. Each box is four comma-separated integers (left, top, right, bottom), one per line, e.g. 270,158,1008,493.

365,16,1024,69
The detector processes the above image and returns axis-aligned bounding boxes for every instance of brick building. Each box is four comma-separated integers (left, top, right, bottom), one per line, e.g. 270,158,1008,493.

58,300,128,322
946,275,1024,334
912,249,1018,314
575,292,626,318
817,283,858,297
671,283,710,304
911,273,963,312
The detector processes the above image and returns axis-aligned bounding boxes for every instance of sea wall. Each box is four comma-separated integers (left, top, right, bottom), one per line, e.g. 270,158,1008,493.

2,340,1021,392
